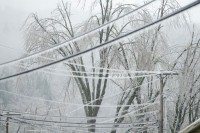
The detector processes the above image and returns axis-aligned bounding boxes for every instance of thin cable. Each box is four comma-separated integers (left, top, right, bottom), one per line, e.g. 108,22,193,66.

0,78,159,123
0,120,92,133
0,107,158,128
39,70,158,79
1,116,87,133
0,113,159,133
0,114,94,133
0,0,193,81
0,0,156,67
0,119,127,133
0,114,54,132
0,114,156,126
0,91,155,108
0,42,137,74
0,78,158,107
39,56,138,72
28,78,159,113
99,102,158,123
0,101,157,120
0,78,160,122
17,62,164,75
0,108,158,121
17,62,177,76
0,44,144,76
1,102,156,110
21,43,185,74
2,40,180,75
0,78,159,122
26,130,48,132
0,115,158,129
64,79,159,116
16,64,159,79
9,120,93,133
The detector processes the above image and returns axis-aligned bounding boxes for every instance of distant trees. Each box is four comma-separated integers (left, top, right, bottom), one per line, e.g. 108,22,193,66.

24,0,139,132
22,0,200,132
109,0,182,132
168,28,200,133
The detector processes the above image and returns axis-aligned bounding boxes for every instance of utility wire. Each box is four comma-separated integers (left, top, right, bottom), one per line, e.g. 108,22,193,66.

0,114,51,131
63,79,159,116
0,41,182,75
0,0,156,67
0,108,158,119
98,102,158,124
0,115,158,129
0,118,155,133
0,100,158,125
0,42,161,75
0,107,158,125
37,70,158,79
17,63,164,75
0,79,159,120
0,114,93,133
0,41,134,76
0,79,158,107
0,108,159,131
16,64,159,79
0,0,195,81
0,114,156,126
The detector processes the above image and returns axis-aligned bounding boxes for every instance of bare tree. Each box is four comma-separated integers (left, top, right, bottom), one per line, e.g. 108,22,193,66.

168,28,200,133
109,0,182,132
22,0,196,132
24,0,140,132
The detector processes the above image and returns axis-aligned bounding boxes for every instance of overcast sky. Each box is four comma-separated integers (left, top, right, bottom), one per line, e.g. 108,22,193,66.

0,0,58,63
0,0,199,64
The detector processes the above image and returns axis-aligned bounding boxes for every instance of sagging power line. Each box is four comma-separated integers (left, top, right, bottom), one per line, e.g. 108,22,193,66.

1,0,195,81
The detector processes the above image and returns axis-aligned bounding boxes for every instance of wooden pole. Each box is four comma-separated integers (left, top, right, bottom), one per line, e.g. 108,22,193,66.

159,75,164,133
6,112,9,133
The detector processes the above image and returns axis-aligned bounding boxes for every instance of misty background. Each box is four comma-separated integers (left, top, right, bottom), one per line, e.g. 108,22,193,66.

0,0,198,64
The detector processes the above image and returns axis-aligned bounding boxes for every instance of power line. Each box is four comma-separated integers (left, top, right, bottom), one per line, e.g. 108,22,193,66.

98,102,158,124
0,108,158,120
16,64,159,79
0,79,160,121
0,118,150,133
6,42,180,75
20,101,157,128
0,106,158,126
0,115,93,133
0,0,194,81
0,78,158,107
0,115,158,129
0,114,156,126
18,41,190,74
0,101,157,117
61,79,159,116
39,56,138,72
34,79,159,114
0,99,158,125
0,0,156,67
0,108,159,132
17,63,167,75
0,41,137,74
0,114,47,131
37,70,158,79
0,121,90,133
16,63,177,80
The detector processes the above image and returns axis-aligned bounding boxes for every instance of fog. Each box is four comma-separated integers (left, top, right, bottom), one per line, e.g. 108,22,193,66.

0,0,198,64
